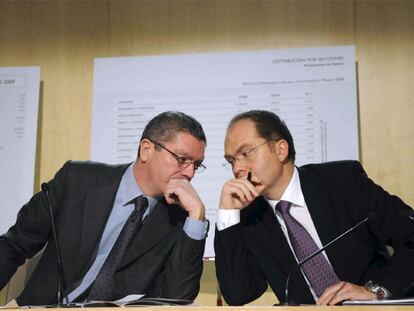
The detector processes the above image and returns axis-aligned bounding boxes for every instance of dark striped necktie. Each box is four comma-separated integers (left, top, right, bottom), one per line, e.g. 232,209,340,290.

88,195,149,301
276,200,340,298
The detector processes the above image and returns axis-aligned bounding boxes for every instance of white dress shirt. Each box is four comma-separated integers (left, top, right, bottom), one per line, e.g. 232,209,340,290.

217,167,335,299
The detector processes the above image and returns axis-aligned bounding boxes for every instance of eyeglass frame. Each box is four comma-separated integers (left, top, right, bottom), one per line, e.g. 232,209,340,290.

148,139,207,173
223,139,280,170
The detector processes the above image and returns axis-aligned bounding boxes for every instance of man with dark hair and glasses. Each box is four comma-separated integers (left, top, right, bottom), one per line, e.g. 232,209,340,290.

0,111,209,306
215,110,414,306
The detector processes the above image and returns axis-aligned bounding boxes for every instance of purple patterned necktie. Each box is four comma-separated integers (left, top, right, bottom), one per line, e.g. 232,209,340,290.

276,200,340,298
88,195,149,301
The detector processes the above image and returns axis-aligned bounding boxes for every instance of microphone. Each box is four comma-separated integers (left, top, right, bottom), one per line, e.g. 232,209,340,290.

41,182,69,306
278,213,378,306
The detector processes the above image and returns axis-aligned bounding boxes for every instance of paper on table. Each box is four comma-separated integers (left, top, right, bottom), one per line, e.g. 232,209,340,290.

83,295,193,307
113,294,145,304
343,298,414,305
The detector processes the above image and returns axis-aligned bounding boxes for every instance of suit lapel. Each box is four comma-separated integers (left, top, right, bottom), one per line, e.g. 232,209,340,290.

298,166,348,279
78,164,130,272
254,198,296,274
250,198,314,302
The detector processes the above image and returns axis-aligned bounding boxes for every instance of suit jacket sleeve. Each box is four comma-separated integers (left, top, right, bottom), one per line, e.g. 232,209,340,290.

214,223,268,305
149,229,206,300
0,161,70,290
351,161,414,296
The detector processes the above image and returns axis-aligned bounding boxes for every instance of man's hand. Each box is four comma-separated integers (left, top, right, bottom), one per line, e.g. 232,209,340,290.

219,174,265,210
164,179,205,220
317,281,376,305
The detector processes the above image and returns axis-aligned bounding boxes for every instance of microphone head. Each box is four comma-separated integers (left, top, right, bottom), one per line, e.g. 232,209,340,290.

408,211,414,222
41,182,49,192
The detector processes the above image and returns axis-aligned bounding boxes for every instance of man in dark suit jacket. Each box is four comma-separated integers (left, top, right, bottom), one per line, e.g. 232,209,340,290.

215,110,414,305
0,111,209,306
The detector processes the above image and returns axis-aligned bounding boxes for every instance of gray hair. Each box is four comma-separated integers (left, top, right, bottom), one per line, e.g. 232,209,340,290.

138,111,206,157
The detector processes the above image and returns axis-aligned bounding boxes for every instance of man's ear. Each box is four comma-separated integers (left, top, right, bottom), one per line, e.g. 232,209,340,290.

139,139,154,162
277,139,289,162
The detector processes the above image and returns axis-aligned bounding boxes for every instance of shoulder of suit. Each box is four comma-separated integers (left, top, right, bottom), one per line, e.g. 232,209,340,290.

293,161,368,201
56,160,130,184
298,159,364,175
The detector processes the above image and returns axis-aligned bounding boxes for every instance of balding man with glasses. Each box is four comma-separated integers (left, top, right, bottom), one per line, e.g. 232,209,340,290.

215,110,414,306
0,111,209,306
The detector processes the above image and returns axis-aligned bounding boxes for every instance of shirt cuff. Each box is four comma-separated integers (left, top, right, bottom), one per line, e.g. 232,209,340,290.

216,209,240,231
183,217,209,240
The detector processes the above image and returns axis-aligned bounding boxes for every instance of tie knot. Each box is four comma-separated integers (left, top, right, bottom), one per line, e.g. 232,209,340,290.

134,195,149,213
276,200,291,215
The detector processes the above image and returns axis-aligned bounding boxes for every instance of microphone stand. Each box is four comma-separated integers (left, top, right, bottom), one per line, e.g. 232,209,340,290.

275,215,372,306
41,183,72,307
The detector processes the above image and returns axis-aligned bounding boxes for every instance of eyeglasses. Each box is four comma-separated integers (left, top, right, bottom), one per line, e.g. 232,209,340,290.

150,140,206,173
223,139,278,170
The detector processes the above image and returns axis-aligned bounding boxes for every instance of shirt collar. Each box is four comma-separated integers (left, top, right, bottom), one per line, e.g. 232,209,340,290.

120,162,160,209
266,166,305,208
281,166,305,207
